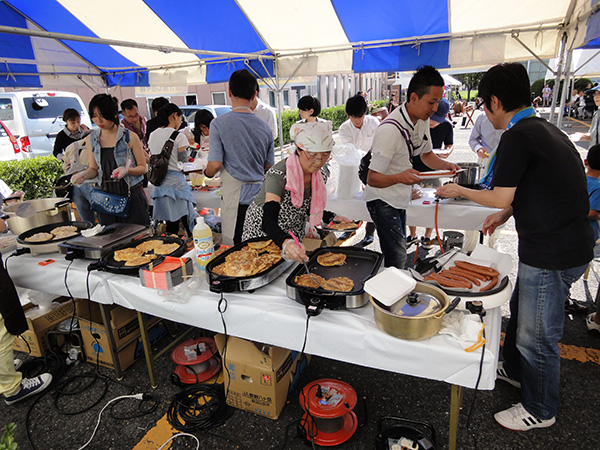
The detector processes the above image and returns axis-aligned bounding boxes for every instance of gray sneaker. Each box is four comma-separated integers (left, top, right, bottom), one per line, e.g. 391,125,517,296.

5,373,52,405
496,361,521,388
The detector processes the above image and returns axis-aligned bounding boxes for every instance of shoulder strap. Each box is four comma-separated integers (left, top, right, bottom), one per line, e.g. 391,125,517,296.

161,130,179,159
379,118,415,157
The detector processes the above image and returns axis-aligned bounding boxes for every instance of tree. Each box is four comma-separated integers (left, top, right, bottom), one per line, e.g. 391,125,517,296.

454,72,485,101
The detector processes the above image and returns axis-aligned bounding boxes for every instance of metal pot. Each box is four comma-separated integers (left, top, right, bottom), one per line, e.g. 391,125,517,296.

369,282,460,340
455,162,483,187
2,198,73,235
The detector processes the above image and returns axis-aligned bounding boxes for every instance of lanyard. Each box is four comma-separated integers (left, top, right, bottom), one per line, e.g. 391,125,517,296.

480,106,536,188
506,106,536,130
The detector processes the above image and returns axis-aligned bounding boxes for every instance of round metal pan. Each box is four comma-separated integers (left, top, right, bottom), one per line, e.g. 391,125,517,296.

98,235,186,275
17,221,93,255
206,237,292,293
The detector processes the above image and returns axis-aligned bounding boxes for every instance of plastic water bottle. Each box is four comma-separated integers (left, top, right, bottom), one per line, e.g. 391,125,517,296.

193,216,213,271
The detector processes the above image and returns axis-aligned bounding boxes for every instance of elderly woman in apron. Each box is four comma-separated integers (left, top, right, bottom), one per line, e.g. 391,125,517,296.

242,121,349,262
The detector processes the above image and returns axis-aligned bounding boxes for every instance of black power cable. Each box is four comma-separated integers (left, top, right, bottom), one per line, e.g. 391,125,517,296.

464,301,487,450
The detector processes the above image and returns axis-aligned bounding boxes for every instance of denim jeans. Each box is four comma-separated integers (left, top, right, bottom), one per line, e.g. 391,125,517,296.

72,183,96,224
366,199,407,269
503,261,588,419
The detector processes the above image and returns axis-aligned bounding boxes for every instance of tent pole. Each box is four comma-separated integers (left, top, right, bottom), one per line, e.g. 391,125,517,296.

550,34,568,124
557,49,573,129
274,57,284,160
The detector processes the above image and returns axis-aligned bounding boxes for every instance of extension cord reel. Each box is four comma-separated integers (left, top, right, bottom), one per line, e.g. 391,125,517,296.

170,337,221,385
374,416,436,450
299,378,358,446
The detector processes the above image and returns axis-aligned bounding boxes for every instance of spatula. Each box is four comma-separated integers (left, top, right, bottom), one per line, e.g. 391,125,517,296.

288,231,328,290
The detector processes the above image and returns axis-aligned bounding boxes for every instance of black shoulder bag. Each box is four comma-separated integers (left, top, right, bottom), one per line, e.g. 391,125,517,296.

358,118,415,185
148,130,179,186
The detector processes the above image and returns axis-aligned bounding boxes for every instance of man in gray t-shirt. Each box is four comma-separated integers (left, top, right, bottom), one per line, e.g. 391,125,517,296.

205,69,274,245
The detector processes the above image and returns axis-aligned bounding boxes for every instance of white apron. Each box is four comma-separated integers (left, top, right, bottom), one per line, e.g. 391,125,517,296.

220,168,260,246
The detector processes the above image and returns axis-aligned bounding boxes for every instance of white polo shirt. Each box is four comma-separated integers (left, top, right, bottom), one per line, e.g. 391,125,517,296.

363,103,432,209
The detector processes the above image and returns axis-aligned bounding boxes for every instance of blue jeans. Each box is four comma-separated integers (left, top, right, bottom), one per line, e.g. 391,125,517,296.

72,183,96,224
503,261,588,419
366,199,407,269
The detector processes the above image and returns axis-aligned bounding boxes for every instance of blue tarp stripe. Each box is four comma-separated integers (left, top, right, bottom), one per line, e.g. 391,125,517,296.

331,0,449,42
584,0,600,47
352,41,450,73
144,0,268,59
206,59,274,84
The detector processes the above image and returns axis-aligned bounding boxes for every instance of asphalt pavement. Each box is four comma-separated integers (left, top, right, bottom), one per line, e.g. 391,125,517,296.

3,108,600,450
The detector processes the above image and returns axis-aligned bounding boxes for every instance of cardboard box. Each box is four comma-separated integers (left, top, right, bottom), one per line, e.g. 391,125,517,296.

76,300,166,371
13,296,75,357
215,334,309,420
302,231,337,252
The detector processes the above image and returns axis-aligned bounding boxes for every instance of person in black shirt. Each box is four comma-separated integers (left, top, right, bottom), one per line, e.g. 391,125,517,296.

436,63,593,432
145,97,169,142
52,108,90,159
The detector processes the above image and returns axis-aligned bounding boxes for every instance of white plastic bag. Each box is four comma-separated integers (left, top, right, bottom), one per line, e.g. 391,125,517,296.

332,143,362,199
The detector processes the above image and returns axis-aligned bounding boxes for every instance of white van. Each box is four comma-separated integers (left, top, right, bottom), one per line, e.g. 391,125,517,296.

0,91,92,158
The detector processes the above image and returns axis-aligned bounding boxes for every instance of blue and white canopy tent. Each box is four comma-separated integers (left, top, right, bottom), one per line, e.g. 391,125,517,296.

1,0,600,129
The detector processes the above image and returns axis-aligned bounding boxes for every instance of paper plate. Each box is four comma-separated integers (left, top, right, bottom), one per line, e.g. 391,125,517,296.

415,170,455,180
364,267,416,307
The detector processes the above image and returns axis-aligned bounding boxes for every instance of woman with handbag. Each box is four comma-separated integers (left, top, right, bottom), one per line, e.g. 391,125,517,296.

148,103,196,236
71,94,150,227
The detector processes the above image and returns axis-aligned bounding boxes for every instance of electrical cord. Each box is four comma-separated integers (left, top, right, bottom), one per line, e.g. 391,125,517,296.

434,199,445,254
465,312,486,450
157,433,200,450
76,393,148,450
218,292,232,398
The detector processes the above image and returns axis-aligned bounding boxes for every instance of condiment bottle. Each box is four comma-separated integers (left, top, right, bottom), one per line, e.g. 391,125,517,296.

193,216,213,271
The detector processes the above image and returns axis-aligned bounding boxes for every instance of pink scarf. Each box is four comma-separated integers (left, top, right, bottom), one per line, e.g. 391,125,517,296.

285,153,326,227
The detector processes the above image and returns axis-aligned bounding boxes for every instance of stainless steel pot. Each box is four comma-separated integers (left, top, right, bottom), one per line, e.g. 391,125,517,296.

2,198,73,235
369,282,460,340
455,162,483,186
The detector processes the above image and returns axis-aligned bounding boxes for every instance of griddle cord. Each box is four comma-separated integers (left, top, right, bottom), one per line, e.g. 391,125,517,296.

465,308,486,450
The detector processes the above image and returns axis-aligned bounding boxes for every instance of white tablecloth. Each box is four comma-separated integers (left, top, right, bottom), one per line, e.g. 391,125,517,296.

7,250,508,390
328,188,501,230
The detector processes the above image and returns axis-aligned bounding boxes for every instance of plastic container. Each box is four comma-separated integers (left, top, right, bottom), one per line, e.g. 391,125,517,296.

364,267,417,307
193,216,214,271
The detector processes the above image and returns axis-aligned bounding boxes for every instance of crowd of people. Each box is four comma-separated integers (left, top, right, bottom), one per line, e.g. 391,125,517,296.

2,63,600,440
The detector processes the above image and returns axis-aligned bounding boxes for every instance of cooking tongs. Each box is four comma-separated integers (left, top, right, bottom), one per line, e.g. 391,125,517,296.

288,231,329,290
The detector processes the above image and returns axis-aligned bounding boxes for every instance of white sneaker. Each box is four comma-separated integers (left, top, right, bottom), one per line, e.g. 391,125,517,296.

496,361,521,389
586,313,600,333
494,403,556,431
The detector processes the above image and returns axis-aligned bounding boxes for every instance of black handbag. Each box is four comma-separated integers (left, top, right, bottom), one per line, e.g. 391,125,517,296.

90,181,131,218
148,130,179,186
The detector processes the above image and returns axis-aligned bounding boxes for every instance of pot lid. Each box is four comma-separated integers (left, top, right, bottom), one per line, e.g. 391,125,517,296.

390,292,443,317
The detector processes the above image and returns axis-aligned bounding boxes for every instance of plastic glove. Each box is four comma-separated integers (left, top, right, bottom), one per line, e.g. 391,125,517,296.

71,171,86,186
111,166,128,179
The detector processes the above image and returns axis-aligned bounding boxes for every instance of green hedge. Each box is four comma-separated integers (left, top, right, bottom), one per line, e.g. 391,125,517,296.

0,156,63,200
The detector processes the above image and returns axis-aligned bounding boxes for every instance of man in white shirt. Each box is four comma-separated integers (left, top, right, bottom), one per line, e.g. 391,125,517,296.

338,94,380,246
365,66,460,268
251,86,278,140
338,94,380,152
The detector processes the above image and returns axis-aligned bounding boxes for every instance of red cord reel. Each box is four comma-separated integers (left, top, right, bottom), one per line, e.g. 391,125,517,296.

299,378,358,446
170,337,221,385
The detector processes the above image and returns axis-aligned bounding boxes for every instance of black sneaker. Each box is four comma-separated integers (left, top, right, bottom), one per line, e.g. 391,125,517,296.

406,235,418,246
421,237,433,250
5,373,52,405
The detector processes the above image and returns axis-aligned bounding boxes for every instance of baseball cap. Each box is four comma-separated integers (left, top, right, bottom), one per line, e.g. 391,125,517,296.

430,98,450,123
585,85,600,95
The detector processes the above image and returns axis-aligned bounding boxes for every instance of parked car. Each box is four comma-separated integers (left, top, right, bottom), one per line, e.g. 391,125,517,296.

0,119,31,161
0,91,92,158
180,105,232,127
